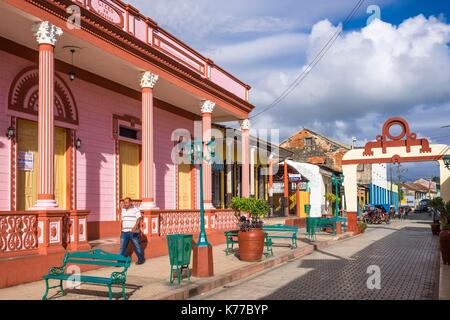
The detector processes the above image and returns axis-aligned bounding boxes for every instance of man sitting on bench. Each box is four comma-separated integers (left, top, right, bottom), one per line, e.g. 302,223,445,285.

120,197,145,265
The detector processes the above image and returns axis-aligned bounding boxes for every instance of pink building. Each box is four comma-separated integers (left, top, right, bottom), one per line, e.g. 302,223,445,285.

0,0,254,287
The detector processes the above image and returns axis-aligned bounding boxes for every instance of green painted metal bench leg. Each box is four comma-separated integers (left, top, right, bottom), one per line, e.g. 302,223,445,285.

122,284,127,300
59,280,65,296
169,266,174,285
107,284,113,300
42,279,49,300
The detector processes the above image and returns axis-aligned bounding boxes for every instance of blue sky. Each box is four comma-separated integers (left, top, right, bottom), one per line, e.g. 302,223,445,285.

128,0,450,180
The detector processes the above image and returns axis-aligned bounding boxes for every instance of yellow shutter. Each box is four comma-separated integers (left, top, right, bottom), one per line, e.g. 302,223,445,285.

299,191,310,218
17,120,38,211
54,127,67,209
120,141,140,200
178,164,192,209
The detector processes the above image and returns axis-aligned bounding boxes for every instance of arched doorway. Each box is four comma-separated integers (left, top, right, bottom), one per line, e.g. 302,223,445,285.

8,66,79,211
342,117,450,232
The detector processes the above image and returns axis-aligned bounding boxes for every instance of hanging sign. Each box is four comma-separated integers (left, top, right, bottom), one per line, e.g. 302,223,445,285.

273,182,284,194
289,174,302,182
299,182,308,191
18,151,34,171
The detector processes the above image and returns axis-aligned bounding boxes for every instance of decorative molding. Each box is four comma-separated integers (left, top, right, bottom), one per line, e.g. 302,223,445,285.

240,119,250,131
8,67,79,126
363,117,431,156
21,2,254,113
10,117,17,211
200,100,215,114
139,71,159,89
34,21,63,46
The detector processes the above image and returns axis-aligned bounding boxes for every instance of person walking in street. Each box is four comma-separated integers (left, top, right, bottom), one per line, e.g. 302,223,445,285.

119,197,145,265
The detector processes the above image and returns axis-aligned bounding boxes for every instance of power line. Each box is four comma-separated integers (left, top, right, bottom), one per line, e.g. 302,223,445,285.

250,0,366,119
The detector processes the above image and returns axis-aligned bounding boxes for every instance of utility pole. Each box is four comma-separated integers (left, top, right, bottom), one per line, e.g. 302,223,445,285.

397,163,402,207
390,163,393,206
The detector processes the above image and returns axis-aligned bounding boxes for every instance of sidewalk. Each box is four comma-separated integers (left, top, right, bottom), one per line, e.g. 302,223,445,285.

0,224,354,300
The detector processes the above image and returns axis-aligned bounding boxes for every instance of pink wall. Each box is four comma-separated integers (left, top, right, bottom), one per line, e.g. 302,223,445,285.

71,77,141,222
0,49,197,221
0,51,33,211
154,108,194,210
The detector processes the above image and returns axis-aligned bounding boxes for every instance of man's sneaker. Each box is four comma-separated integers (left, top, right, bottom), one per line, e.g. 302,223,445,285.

136,260,145,265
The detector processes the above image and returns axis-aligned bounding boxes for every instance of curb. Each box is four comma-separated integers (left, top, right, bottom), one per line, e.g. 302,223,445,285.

439,258,450,300
146,232,358,300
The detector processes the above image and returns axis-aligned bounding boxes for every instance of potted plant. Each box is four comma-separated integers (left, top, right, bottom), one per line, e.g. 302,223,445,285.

438,199,450,265
430,197,442,236
231,197,269,262
357,221,368,234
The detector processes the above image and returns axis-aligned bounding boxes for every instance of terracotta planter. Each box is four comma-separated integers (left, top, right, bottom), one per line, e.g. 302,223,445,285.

440,229,450,265
238,228,265,262
431,223,441,236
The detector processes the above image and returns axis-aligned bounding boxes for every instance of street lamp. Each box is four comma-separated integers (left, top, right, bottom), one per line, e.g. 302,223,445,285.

444,155,450,170
182,138,216,247
6,126,15,140
331,174,344,217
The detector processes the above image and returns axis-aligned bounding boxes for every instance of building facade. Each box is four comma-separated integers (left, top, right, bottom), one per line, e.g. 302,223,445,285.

0,0,264,287
357,163,399,210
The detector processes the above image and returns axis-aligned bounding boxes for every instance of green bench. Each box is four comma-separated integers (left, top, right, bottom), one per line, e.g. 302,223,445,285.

42,249,131,300
224,230,273,257
306,217,347,240
263,224,298,249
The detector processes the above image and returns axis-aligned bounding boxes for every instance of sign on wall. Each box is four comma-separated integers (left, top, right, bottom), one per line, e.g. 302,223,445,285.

18,151,34,171
273,182,284,194
289,173,302,182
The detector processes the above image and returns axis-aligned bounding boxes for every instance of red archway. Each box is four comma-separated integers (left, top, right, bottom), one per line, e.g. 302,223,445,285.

342,117,450,232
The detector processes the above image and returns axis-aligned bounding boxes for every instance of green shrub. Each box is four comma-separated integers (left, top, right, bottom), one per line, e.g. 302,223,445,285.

231,197,270,219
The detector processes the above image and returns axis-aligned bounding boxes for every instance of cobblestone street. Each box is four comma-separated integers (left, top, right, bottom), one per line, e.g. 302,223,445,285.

193,214,441,300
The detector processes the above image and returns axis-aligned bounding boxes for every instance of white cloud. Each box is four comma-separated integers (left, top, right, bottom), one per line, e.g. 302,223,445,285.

248,15,450,143
205,33,308,66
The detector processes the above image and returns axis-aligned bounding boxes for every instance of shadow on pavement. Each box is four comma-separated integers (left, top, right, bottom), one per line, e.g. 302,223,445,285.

261,222,440,300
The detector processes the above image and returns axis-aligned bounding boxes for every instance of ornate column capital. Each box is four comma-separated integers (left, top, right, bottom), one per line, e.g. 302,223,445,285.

140,71,159,89
200,100,215,114
34,21,63,46
240,119,250,131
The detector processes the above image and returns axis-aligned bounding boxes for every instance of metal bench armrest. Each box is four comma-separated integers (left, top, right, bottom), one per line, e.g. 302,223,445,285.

111,271,127,284
48,266,65,276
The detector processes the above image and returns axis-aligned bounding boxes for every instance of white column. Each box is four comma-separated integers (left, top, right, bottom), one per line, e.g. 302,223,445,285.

439,160,450,202
139,71,159,210
32,21,63,210
250,146,256,197
241,119,250,198
201,100,215,209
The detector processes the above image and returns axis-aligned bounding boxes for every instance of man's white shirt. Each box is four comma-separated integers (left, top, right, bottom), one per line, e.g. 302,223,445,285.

121,206,141,232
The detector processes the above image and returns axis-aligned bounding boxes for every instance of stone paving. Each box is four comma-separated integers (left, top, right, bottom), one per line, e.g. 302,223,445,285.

0,216,341,300
194,214,441,300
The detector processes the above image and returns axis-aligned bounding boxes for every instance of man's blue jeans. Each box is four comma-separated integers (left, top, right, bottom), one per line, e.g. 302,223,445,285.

119,232,145,262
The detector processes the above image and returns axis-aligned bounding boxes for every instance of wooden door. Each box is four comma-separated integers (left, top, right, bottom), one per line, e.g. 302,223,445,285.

17,119,38,211
119,141,140,200
54,126,67,209
178,164,192,209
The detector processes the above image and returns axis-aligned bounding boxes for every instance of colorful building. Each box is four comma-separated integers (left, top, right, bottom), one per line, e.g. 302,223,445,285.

357,163,399,210
0,0,262,287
